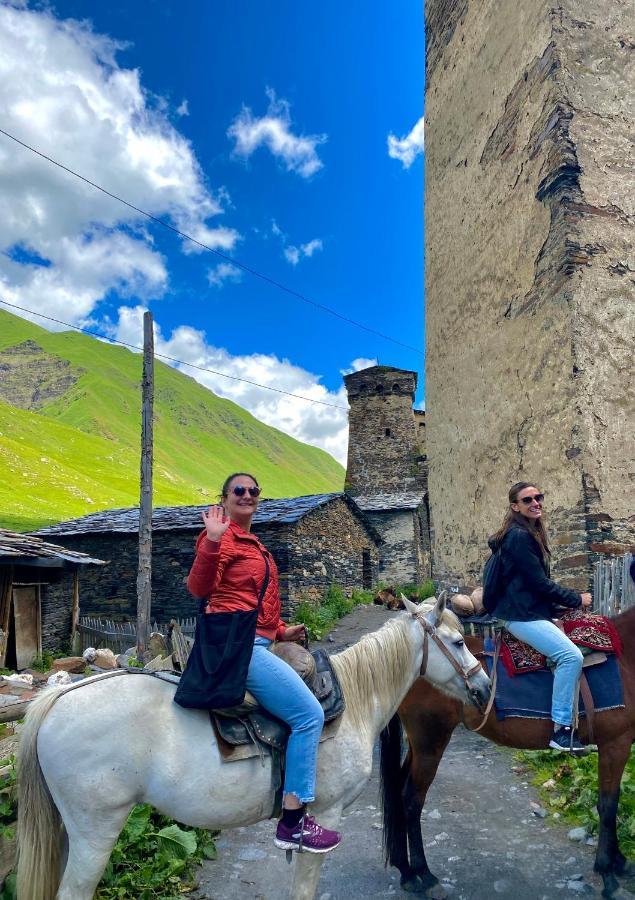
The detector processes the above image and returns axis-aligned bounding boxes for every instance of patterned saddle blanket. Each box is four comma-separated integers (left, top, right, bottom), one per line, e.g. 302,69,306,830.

500,609,622,676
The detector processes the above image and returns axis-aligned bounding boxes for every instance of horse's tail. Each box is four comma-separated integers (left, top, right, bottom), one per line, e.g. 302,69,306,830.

378,713,408,868
17,687,65,900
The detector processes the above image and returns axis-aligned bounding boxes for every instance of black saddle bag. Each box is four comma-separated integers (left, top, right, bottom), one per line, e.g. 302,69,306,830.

174,554,269,710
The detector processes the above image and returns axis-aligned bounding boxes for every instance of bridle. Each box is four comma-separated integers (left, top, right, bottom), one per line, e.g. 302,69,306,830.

417,615,482,692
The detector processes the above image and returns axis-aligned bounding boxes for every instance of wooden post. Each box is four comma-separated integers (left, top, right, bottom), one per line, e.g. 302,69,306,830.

136,311,154,662
70,570,80,655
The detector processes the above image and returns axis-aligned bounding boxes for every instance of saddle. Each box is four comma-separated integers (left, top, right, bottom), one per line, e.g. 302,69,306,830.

211,643,345,764
500,609,622,677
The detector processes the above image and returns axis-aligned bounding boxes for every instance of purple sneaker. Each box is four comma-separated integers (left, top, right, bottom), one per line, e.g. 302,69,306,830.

274,814,341,854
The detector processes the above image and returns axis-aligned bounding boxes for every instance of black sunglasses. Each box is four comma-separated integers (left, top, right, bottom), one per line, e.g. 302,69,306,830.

520,493,544,505
231,485,261,498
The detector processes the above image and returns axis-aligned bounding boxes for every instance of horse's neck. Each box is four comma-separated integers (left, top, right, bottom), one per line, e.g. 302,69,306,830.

330,618,418,738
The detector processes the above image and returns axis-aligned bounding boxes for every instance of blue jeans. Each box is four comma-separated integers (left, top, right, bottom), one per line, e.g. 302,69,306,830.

505,619,584,726
246,637,324,804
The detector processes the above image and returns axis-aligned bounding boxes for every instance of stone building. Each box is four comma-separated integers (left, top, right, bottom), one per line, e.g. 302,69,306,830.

425,0,635,589
0,530,105,666
34,494,380,622
344,365,430,584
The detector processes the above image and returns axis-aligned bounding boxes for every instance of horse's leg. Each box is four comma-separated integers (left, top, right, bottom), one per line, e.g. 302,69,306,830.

56,803,133,900
403,723,454,898
595,735,632,898
288,804,342,900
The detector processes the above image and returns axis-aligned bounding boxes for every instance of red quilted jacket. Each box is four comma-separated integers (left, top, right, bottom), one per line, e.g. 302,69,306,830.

186,521,287,641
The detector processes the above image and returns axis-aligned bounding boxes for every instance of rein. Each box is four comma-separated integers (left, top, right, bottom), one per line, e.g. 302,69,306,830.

418,617,482,688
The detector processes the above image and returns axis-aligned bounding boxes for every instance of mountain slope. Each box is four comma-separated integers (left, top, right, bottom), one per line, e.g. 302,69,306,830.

0,310,344,531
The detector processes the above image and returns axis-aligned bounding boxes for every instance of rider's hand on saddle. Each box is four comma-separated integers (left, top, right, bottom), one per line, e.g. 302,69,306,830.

280,624,307,643
202,505,230,543
580,592,593,608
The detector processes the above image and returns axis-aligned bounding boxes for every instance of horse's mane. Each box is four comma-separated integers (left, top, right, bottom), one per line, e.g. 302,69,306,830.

330,601,461,732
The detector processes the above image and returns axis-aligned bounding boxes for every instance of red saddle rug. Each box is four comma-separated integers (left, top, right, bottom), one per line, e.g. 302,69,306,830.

501,609,622,676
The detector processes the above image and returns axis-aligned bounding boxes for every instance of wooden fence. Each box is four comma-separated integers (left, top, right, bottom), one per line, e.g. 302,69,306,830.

593,552,635,617
77,616,196,655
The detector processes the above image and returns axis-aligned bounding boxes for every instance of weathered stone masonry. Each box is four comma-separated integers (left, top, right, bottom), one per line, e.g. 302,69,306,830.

36,496,380,623
344,366,431,584
425,0,635,590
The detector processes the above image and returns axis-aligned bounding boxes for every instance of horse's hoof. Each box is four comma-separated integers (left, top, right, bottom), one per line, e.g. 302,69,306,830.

602,873,620,898
616,860,635,878
400,876,447,899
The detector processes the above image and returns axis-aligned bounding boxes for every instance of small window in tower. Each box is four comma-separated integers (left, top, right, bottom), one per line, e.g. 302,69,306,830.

385,428,391,437
360,383,368,393
392,383,400,393
375,383,383,393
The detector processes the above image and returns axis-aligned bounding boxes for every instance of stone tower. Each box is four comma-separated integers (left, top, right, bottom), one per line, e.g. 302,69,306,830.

344,365,430,584
344,366,426,496
425,0,635,589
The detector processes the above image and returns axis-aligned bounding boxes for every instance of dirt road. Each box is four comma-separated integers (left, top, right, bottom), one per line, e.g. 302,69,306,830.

194,604,627,900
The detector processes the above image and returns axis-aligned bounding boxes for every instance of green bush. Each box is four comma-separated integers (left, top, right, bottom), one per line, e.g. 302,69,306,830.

397,580,436,602
95,803,217,899
516,750,635,857
0,755,17,841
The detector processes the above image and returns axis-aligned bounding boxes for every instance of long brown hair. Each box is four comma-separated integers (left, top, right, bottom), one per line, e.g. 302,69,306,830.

491,481,550,558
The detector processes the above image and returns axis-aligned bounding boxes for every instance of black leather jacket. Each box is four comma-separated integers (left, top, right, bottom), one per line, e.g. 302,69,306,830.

491,524,582,622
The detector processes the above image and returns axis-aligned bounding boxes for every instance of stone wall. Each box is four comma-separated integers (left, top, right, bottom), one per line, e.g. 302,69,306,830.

54,497,379,623
344,367,427,495
365,507,430,586
425,0,635,590
281,497,379,613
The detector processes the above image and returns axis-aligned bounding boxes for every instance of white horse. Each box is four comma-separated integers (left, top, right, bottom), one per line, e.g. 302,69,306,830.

17,594,490,900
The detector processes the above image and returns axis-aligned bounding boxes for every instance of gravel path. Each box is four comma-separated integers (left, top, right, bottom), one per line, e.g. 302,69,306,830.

193,604,632,900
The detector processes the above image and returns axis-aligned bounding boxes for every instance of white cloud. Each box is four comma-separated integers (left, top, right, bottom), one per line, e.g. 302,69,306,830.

0,4,240,325
207,262,243,288
283,246,300,266
387,116,425,169
176,99,189,117
228,88,326,178
114,306,351,465
283,237,323,266
340,357,378,376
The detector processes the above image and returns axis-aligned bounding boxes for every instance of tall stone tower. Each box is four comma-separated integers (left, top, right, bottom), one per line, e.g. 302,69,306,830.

344,366,426,496
425,0,635,589
344,365,430,584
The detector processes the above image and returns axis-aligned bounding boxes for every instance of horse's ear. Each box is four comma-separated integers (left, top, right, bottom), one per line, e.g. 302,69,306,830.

433,591,447,625
402,595,419,616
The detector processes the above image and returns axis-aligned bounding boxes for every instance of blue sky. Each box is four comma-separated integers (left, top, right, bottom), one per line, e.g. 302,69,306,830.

0,0,424,463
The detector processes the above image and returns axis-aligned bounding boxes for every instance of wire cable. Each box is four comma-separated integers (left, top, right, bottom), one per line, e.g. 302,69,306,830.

0,126,423,356
0,298,349,410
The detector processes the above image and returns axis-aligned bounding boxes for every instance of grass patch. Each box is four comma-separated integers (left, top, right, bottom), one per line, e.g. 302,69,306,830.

516,749,635,857
293,584,375,640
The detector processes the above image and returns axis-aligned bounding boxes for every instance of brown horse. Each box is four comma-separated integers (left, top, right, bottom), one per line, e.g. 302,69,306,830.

380,605,635,900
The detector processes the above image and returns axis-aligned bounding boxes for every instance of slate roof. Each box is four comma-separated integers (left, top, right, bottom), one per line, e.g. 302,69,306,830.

353,492,427,512
33,493,350,536
0,529,106,566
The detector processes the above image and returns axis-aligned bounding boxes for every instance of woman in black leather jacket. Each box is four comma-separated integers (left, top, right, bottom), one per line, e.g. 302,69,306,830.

491,482,593,753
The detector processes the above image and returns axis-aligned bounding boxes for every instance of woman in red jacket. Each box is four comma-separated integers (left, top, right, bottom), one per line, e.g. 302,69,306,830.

187,472,341,854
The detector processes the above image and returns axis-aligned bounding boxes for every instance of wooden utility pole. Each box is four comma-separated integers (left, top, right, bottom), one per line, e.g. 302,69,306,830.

136,311,154,662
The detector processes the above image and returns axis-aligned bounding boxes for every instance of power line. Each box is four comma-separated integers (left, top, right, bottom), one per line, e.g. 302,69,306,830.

0,298,349,410
0,126,423,356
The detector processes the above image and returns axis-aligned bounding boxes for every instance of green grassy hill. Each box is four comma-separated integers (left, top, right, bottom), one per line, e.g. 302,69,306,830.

0,310,344,531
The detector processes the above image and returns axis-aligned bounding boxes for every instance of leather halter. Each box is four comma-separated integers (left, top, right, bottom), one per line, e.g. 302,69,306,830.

418,616,482,688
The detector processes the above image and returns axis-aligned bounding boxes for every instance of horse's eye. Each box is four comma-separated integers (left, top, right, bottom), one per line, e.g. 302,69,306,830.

454,639,465,648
